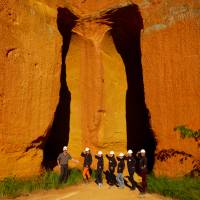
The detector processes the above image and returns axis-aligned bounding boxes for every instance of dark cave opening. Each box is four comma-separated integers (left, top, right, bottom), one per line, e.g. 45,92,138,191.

41,8,77,170
41,4,156,171
105,4,157,171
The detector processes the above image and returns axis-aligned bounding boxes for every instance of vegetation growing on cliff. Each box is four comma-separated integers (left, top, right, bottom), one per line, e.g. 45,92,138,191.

174,125,200,140
173,125,200,176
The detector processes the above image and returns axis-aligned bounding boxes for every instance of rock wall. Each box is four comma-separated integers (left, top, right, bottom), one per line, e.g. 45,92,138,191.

0,0,62,178
0,0,199,178
140,0,200,176
66,32,127,162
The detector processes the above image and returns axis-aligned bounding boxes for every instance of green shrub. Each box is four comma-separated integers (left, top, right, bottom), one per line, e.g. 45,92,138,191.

174,125,200,139
66,168,83,186
148,174,200,200
0,169,83,198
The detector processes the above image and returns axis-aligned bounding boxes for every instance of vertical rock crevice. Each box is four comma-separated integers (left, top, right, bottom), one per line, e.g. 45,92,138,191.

41,8,77,170
105,4,157,171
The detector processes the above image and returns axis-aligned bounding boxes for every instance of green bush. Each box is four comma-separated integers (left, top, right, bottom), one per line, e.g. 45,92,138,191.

0,169,83,198
1,169,199,200
148,174,200,200
66,169,83,186
174,125,200,139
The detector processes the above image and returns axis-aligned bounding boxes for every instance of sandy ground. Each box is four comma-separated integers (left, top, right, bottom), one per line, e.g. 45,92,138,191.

4,182,174,200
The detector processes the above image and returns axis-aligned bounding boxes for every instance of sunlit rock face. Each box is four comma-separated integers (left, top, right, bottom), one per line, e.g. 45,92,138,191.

0,0,199,178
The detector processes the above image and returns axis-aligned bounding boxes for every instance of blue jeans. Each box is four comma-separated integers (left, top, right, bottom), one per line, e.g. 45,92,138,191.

116,173,124,187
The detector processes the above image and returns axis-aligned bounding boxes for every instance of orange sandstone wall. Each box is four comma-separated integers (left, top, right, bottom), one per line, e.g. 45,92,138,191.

140,0,200,176
66,33,127,159
0,0,200,178
0,0,62,178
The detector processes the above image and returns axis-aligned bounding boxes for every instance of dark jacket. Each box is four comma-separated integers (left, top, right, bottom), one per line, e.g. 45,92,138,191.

95,155,104,171
117,157,125,173
81,152,92,168
106,154,117,170
125,155,136,172
139,156,147,173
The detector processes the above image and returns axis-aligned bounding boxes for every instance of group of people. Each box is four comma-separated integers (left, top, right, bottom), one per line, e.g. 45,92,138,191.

57,146,147,194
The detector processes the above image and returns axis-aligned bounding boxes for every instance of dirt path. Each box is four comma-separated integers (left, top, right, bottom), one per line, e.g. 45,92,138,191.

7,183,173,200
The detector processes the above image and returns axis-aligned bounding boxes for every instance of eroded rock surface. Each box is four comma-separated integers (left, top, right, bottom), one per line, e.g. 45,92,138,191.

0,0,200,178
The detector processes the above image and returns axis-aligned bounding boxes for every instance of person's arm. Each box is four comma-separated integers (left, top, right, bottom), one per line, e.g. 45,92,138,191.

122,162,125,170
136,151,140,158
114,158,117,167
71,158,79,163
68,154,79,163
81,151,85,157
133,157,136,165
89,154,93,166
95,155,99,159
57,155,61,168
106,154,109,159
143,157,147,169
57,160,61,168
140,158,146,170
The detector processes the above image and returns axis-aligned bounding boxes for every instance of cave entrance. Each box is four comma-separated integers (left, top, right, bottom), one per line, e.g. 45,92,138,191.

41,4,156,171
105,4,157,171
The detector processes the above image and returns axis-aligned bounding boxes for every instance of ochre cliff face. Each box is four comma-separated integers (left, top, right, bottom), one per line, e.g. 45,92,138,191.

0,0,62,178
66,31,127,162
0,0,199,178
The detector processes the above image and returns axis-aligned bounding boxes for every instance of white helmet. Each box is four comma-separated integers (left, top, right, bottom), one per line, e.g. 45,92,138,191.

98,151,103,155
110,151,114,155
140,149,146,153
128,149,133,154
119,153,124,157
63,146,68,151
85,147,90,152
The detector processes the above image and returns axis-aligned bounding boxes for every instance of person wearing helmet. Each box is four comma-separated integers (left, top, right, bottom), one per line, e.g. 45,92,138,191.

125,149,136,190
95,151,104,187
81,147,93,182
106,151,117,186
139,149,147,194
57,146,79,183
116,153,125,188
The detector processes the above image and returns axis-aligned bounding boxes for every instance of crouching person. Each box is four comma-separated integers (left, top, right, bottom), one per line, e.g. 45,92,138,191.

95,151,104,187
116,153,125,188
81,147,92,183
57,146,79,184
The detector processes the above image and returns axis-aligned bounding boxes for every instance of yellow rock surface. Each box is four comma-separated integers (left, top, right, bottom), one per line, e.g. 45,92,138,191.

67,32,127,162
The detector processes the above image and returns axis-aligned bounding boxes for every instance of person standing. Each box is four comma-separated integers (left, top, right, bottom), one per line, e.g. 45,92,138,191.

81,147,93,182
57,146,79,183
106,151,117,186
116,152,125,188
125,149,136,190
139,149,148,194
95,151,104,187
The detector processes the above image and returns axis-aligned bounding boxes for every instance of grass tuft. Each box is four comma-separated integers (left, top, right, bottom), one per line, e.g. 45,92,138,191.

148,174,200,200
1,169,199,200
0,169,83,198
